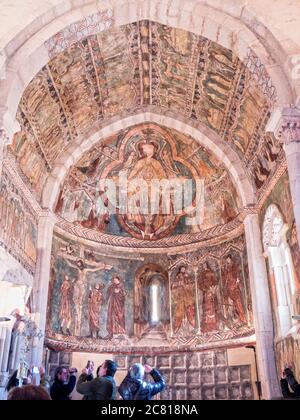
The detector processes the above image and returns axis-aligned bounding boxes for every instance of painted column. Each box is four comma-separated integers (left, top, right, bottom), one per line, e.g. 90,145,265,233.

1,324,13,373
30,211,55,367
0,323,12,400
267,107,300,246
244,213,281,399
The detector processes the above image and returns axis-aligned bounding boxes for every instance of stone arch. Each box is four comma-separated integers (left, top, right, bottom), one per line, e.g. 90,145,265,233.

0,0,296,138
42,111,256,213
263,204,285,249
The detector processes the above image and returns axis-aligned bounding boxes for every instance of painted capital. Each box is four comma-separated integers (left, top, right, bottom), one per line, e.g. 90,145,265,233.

266,107,300,145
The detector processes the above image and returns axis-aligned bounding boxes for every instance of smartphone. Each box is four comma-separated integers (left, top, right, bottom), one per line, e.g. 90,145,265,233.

32,366,39,374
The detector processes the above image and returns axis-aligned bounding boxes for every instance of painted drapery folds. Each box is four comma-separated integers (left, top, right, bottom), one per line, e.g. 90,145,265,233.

48,234,136,340
169,237,252,342
46,232,253,353
0,167,38,274
54,123,240,240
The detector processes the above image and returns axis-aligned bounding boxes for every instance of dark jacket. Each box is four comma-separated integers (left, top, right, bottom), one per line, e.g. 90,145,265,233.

285,371,300,398
50,375,76,401
76,373,116,400
280,378,294,398
118,369,165,400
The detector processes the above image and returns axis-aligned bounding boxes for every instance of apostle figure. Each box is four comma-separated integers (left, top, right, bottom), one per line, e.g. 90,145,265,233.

198,262,219,333
171,266,196,334
106,276,126,338
59,275,72,335
220,196,237,224
222,255,247,325
88,283,105,338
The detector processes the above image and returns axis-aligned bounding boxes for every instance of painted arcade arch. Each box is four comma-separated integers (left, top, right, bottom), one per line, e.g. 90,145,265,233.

134,263,169,337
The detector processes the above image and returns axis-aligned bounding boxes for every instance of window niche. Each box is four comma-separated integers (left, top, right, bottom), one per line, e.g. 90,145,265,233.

134,263,170,338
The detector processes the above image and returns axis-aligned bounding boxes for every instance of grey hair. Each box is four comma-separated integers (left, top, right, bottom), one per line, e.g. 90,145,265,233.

130,363,144,380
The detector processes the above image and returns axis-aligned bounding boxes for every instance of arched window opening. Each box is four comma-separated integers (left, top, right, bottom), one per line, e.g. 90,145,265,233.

149,280,160,325
263,204,297,337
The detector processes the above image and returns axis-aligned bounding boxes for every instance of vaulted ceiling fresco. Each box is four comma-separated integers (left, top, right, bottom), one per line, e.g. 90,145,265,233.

8,21,282,204
55,123,240,240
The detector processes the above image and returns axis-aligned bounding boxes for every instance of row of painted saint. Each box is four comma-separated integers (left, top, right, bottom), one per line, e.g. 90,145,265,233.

52,253,250,339
172,258,249,336
0,173,37,263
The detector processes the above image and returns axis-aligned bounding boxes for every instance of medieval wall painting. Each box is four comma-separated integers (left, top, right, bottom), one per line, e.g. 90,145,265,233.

47,233,253,352
48,235,139,340
0,168,38,274
198,258,221,334
55,123,240,240
13,21,278,205
170,263,197,336
167,239,251,342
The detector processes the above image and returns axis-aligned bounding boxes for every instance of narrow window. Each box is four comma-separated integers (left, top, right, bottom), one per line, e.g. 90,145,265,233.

150,283,159,324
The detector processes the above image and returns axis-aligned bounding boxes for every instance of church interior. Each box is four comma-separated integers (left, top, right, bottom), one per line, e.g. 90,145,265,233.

1,0,300,400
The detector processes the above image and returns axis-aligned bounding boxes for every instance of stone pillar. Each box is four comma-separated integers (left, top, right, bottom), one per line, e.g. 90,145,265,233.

244,213,281,399
31,211,55,366
0,322,13,400
1,324,13,373
267,107,300,246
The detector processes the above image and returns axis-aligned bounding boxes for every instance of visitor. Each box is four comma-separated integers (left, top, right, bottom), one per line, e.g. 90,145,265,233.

5,370,19,393
39,366,51,394
118,363,165,400
50,366,77,400
76,360,117,400
281,367,300,399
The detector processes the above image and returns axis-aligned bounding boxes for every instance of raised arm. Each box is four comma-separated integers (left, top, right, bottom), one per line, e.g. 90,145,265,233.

86,263,112,273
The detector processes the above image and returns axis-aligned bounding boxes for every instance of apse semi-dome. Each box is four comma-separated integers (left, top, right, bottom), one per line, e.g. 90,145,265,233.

54,123,240,241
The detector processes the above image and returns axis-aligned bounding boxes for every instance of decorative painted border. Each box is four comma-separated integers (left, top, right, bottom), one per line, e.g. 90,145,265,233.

245,48,277,103
45,327,255,354
45,10,114,58
55,216,244,251
257,159,287,209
